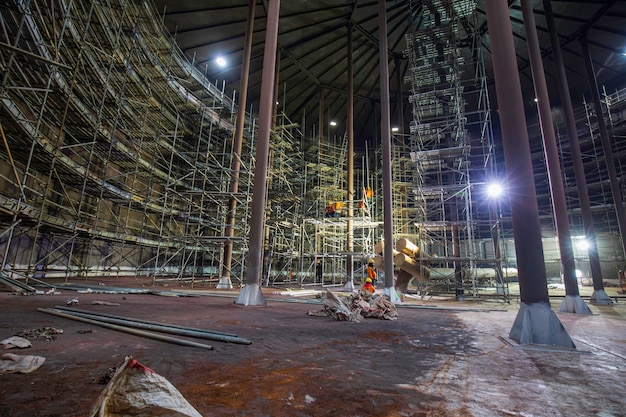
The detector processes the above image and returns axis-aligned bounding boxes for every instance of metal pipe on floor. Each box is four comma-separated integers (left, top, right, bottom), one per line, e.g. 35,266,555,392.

38,308,214,350
59,309,250,345
54,305,242,338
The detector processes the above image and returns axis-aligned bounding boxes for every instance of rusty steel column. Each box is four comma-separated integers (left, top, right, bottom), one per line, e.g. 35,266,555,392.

378,0,397,301
485,1,548,304
345,21,355,291
236,0,281,306
521,0,590,314
542,0,607,303
220,0,256,289
580,34,626,279
485,1,574,347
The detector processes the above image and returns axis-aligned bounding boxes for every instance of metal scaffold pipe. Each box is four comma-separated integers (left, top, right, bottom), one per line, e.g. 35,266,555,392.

38,308,214,350
53,306,251,344
53,309,250,345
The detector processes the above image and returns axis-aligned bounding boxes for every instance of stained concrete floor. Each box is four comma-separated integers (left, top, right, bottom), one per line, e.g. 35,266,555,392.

0,278,624,417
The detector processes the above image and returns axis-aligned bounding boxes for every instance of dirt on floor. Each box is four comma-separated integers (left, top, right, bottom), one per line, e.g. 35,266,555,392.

0,277,624,417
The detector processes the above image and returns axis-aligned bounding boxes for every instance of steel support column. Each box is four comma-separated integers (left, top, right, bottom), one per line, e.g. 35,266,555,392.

236,0,281,306
542,0,608,304
485,0,574,347
220,0,256,289
580,34,626,291
521,0,590,314
344,21,355,291
378,0,398,302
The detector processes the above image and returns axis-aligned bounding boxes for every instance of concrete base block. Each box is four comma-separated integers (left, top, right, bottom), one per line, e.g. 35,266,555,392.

234,284,267,306
343,280,355,292
216,276,233,289
509,302,575,348
383,286,401,303
589,289,614,305
559,295,592,314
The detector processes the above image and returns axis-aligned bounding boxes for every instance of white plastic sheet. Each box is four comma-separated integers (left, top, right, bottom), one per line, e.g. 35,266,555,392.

0,353,45,374
90,356,202,417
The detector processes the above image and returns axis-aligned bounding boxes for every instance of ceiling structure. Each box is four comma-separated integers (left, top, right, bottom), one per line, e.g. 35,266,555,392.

150,0,626,149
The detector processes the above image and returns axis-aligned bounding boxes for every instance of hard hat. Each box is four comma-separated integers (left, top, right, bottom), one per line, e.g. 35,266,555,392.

365,278,372,283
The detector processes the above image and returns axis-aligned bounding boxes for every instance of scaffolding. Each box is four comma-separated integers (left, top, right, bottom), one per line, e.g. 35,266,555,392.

403,0,497,297
515,85,626,282
0,1,255,285
296,131,379,285
262,112,303,285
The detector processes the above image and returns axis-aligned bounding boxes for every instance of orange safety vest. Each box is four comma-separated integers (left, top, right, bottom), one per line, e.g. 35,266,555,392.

362,282,376,293
367,266,377,280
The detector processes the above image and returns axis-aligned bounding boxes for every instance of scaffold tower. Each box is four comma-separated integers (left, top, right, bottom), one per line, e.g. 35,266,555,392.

404,0,494,297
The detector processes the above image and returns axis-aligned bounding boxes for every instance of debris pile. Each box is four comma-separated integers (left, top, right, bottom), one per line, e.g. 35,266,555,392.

0,328,59,374
17,326,63,341
308,290,398,322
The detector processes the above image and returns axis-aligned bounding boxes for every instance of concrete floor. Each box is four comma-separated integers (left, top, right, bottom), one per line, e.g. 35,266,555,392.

0,279,624,416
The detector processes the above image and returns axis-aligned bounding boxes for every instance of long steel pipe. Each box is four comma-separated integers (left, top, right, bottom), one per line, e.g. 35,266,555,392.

54,306,250,344
54,305,238,337
50,308,251,345
38,308,214,350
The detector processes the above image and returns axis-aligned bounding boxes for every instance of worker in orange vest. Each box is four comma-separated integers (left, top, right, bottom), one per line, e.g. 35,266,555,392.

366,260,377,285
362,277,376,294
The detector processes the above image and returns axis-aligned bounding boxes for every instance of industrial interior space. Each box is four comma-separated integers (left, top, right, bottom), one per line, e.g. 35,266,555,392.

0,1,625,416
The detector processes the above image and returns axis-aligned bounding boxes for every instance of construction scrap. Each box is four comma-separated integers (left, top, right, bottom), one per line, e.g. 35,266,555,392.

308,290,398,322
91,301,121,306
17,327,63,341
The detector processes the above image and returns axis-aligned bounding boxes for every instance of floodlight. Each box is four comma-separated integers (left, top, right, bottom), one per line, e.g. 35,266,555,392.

576,238,589,251
486,182,504,199
329,121,337,126
215,56,227,68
